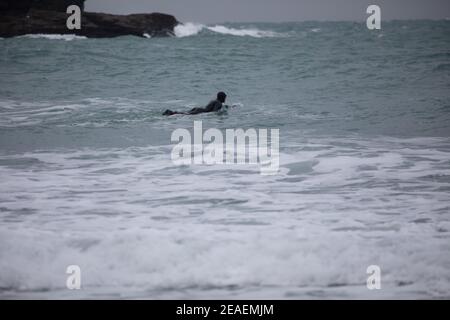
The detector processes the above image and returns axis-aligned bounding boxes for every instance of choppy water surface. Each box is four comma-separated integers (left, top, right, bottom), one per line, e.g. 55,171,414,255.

0,21,449,298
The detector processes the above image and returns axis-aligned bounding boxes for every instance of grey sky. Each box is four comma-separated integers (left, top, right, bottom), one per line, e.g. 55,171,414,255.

86,0,450,23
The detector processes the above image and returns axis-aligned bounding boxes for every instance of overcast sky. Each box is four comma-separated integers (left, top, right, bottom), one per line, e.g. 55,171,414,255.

86,0,450,23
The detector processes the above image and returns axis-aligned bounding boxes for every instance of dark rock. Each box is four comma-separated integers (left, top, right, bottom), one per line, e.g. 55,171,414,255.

0,0,179,38
81,12,178,38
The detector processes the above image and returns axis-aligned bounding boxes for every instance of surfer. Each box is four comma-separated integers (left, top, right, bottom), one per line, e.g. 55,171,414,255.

163,92,228,116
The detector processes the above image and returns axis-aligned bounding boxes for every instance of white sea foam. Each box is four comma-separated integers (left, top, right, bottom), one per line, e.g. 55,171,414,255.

207,25,282,38
174,22,285,38
174,23,205,37
21,34,87,41
0,137,449,298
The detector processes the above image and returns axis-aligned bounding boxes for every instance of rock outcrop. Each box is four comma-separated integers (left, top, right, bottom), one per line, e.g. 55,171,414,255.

0,0,179,38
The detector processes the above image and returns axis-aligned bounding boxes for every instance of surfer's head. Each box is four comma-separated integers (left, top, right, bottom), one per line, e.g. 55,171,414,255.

217,92,227,103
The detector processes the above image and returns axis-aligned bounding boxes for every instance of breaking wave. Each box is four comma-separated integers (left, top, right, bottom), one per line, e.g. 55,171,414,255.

174,22,285,38
21,34,87,41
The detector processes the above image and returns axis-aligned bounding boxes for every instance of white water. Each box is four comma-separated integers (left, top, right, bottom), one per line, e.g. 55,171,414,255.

174,23,205,38
21,34,87,41
1,137,449,298
174,22,285,38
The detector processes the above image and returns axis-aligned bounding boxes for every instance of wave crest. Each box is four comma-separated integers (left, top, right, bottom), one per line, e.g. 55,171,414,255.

174,23,285,38
174,23,205,37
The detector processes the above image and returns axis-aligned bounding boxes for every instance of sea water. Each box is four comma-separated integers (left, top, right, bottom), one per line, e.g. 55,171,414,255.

0,21,449,299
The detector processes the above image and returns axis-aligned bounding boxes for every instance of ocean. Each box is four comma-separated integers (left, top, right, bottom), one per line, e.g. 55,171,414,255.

0,20,449,299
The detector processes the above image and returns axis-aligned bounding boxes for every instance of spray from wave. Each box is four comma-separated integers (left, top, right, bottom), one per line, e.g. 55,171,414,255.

174,22,285,38
174,23,205,37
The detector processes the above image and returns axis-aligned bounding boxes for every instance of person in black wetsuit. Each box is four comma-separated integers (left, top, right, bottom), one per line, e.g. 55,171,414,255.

163,92,227,116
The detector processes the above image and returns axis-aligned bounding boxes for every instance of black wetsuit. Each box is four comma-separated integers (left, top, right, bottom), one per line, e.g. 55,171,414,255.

163,99,223,116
